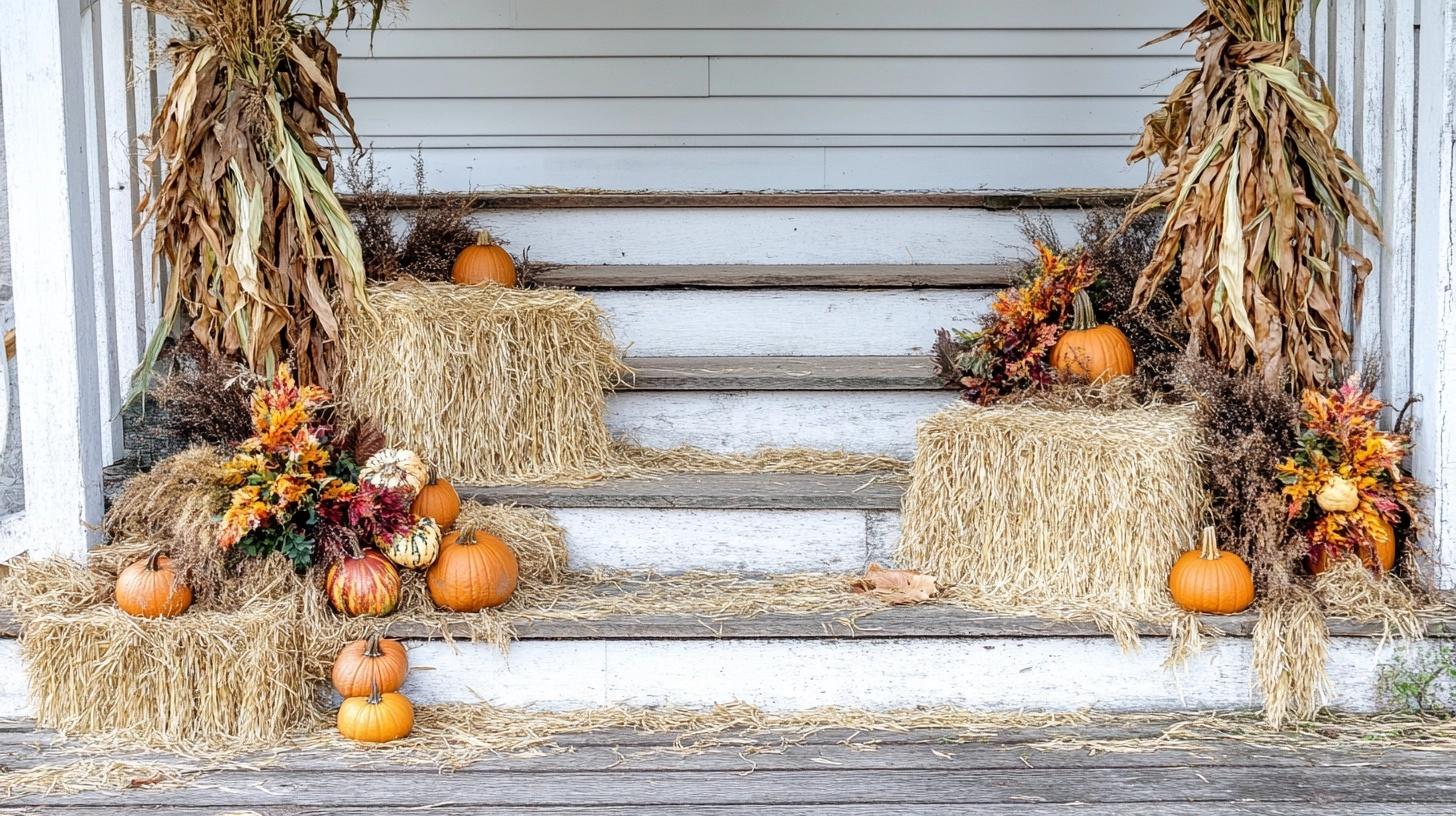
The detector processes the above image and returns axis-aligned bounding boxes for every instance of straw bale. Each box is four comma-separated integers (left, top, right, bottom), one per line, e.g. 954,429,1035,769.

336,281,630,484
897,402,1204,632
19,598,311,744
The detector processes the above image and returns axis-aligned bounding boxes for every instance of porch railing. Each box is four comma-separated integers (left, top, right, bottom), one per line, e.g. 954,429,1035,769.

0,0,160,562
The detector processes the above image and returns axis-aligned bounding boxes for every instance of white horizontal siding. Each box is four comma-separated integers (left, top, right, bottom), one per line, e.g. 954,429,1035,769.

339,0,1201,191
389,1,1198,30
385,146,1150,195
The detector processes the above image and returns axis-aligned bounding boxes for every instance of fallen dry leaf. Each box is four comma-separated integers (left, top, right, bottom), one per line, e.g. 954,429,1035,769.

850,564,940,605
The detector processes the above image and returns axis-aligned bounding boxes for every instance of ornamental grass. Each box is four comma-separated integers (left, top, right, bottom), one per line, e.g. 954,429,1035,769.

136,0,399,390
1127,0,1380,391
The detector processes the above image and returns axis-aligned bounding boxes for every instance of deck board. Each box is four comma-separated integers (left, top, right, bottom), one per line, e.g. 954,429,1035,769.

6,765,1456,807
4,721,1455,812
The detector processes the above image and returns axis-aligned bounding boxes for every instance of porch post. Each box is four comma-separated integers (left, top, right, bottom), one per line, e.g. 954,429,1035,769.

1411,0,1456,588
0,0,107,559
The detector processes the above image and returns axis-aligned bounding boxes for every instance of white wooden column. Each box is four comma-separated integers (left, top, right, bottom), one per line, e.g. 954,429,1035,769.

1411,0,1456,588
0,0,107,559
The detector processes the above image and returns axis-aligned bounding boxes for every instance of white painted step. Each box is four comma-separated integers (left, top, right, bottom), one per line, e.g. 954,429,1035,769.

468,474,904,574
606,389,954,456
437,204,1081,266
3,614,1434,717
594,289,992,357
392,636,1409,713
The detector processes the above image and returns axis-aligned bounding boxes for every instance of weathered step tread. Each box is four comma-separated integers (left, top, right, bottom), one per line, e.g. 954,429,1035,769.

3,604,1453,641
623,356,941,391
461,472,906,510
537,263,1017,289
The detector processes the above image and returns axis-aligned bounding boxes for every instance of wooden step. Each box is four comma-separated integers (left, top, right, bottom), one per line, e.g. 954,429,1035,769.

537,263,1017,289
623,356,941,391
7,602,1451,642
463,472,904,510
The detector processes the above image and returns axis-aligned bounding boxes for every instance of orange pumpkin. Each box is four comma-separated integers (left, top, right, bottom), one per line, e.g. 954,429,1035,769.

411,469,461,530
1169,527,1255,614
116,551,193,618
427,528,519,612
1308,515,1398,575
1370,514,1398,572
451,230,516,287
332,633,409,698
1050,290,1135,382
326,541,402,617
337,682,414,743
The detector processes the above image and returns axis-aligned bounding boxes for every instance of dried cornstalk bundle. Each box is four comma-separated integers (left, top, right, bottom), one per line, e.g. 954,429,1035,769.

136,0,398,389
1128,0,1380,391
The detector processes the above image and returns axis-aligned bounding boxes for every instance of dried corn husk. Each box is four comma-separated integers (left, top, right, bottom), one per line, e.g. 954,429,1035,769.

135,1,397,391
1128,0,1380,391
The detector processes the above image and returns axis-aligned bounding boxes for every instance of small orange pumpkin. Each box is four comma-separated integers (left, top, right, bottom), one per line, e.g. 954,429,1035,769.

1169,527,1255,615
332,633,409,698
411,468,461,530
1050,290,1135,382
326,539,402,618
116,551,193,618
427,528,519,612
452,230,516,287
337,681,414,743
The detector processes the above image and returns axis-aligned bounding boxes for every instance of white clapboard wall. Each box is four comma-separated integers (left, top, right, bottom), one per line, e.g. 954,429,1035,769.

336,0,1202,191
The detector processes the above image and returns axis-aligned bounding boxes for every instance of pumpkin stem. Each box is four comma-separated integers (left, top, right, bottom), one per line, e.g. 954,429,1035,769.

365,632,383,658
368,679,382,706
1198,526,1220,560
1069,289,1100,331
145,549,167,572
346,532,364,560
426,465,439,486
474,229,494,247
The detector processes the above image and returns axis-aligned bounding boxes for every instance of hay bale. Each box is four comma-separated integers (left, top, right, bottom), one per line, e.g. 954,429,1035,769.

897,402,1204,624
337,281,630,484
19,599,310,744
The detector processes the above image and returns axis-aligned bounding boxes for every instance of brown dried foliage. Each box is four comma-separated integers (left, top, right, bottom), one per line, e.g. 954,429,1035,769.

1128,1,1380,392
141,340,258,454
343,152,478,283
1169,357,1303,593
136,0,401,391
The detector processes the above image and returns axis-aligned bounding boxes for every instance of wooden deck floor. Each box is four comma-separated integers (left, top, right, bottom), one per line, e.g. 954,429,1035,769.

5,718,1456,815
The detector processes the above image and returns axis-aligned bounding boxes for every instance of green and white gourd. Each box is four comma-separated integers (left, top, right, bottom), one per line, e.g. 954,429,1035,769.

380,517,442,570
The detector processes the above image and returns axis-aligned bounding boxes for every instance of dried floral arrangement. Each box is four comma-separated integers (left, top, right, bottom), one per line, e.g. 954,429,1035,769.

218,364,414,569
1127,0,1380,391
933,243,1098,403
136,0,399,391
342,152,479,283
1278,373,1425,573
